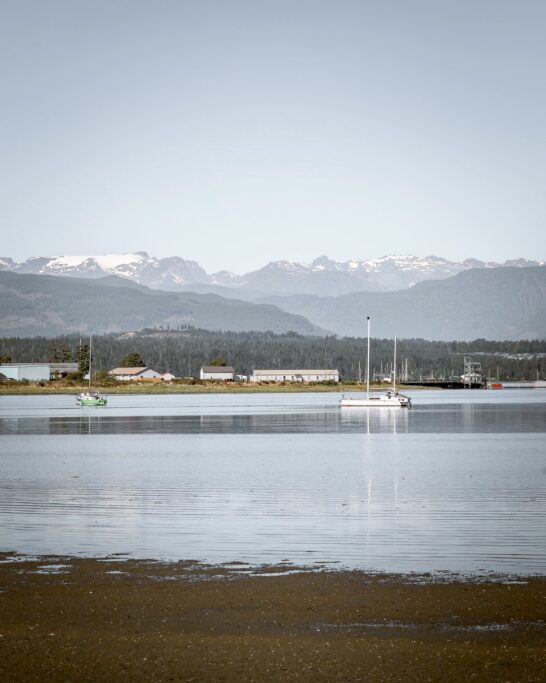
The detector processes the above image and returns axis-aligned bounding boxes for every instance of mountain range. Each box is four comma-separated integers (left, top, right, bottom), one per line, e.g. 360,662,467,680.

1,252,543,298
0,254,546,340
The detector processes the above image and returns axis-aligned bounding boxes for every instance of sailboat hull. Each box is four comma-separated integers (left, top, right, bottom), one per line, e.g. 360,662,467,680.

77,394,107,406
340,394,411,407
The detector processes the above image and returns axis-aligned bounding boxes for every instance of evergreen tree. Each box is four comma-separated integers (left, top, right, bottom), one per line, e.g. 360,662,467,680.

119,352,146,367
48,342,72,363
77,344,90,377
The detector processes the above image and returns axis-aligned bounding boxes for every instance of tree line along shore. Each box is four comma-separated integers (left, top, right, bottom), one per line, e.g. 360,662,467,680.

1,328,545,383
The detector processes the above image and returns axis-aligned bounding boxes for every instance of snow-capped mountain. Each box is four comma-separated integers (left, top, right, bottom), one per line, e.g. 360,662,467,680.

7,252,209,290
2,252,543,298
226,254,543,295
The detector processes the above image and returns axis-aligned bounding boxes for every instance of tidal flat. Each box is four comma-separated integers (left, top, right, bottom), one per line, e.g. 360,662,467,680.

1,555,545,682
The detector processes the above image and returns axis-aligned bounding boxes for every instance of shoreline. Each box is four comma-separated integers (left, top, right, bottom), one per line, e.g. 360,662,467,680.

0,381,427,396
1,551,543,583
1,555,545,682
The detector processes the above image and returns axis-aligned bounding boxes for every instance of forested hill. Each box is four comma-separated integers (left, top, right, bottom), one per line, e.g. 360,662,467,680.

0,271,323,336
2,329,545,381
4,266,546,341
260,266,546,340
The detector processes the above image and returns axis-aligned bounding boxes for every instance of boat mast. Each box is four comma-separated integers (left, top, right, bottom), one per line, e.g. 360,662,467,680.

366,316,370,397
88,336,92,390
393,335,397,392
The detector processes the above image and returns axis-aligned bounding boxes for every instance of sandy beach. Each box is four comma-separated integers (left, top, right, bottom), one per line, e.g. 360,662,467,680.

1,555,544,682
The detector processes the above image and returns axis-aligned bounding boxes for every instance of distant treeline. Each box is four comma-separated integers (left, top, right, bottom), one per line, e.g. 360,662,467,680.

1,328,546,381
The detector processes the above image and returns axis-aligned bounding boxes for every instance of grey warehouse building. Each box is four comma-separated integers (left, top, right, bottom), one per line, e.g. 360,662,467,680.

0,363,79,381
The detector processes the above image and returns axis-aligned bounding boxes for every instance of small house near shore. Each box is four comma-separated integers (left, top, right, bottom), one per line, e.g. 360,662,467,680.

250,369,340,383
108,367,162,381
200,366,234,381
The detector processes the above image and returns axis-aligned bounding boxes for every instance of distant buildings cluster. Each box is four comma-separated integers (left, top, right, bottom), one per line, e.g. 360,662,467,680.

0,362,340,383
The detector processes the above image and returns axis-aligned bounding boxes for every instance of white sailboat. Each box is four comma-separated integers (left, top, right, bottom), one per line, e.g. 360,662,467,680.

339,317,411,408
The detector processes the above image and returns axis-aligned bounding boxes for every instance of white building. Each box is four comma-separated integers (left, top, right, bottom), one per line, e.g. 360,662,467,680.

108,367,162,381
160,372,176,381
200,365,234,381
250,369,339,383
0,362,79,381
0,363,51,381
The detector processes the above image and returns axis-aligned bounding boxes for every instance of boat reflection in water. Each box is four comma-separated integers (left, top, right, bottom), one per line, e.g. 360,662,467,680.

339,404,410,434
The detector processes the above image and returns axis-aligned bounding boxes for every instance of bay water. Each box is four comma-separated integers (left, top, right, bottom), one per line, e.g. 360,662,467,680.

1,390,545,574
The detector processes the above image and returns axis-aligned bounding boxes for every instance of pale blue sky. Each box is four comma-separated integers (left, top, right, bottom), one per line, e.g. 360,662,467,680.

1,0,545,273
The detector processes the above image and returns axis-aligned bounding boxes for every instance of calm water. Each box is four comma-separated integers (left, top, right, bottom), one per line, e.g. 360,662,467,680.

1,390,545,574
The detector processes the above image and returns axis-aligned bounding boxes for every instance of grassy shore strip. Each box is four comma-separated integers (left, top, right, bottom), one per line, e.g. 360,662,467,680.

0,555,544,682
0,381,425,395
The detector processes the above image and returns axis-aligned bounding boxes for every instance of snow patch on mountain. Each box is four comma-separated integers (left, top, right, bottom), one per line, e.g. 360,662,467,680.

47,252,146,271
210,270,244,286
0,257,16,270
4,252,544,297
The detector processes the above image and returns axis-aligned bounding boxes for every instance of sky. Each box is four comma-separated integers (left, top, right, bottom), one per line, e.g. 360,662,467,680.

1,0,545,274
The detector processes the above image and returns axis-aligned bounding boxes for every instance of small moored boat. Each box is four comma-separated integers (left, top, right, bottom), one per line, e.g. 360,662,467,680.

77,390,107,407
340,390,411,408
76,337,107,407
340,318,411,408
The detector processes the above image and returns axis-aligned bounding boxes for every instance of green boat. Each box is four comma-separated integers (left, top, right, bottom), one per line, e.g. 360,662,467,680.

76,336,108,407
77,391,108,407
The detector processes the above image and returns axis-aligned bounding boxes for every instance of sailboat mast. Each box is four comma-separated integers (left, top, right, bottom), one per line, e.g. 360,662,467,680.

393,335,397,392
88,336,92,390
366,316,370,397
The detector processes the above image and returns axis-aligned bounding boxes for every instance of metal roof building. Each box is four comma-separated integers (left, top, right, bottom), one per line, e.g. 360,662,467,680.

0,363,79,381
200,366,235,380
250,369,339,383
108,367,162,381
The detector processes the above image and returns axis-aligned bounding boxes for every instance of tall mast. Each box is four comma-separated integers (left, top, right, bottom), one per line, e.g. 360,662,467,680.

366,316,370,397
393,335,397,392
88,336,92,390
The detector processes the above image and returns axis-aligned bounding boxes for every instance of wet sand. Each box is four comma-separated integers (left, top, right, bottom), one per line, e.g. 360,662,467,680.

0,555,544,682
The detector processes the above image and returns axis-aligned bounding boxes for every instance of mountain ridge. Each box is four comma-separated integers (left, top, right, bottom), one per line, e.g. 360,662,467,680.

258,266,546,340
0,271,325,337
1,252,543,298
1,266,545,340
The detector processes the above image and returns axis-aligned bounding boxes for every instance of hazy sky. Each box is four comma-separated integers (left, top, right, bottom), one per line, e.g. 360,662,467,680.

1,0,545,273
